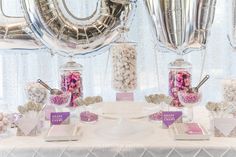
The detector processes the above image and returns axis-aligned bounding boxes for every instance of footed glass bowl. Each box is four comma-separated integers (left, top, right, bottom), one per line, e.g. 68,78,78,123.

178,90,202,122
49,92,71,108
178,90,202,107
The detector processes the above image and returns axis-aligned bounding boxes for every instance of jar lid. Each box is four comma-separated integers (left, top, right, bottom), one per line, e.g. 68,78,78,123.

60,61,83,71
168,58,192,69
111,0,131,4
111,41,137,46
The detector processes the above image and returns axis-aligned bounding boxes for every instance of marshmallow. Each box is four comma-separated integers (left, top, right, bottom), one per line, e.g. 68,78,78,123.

74,96,103,106
18,101,43,114
223,79,236,102
111,43,137,92
26,83,47,104
0,113,9,133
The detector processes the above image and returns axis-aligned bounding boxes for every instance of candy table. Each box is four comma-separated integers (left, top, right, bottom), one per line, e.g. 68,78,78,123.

1,106,236,157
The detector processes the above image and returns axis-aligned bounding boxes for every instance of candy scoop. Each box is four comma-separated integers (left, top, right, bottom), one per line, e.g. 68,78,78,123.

188,75,210,93
37,79,63,95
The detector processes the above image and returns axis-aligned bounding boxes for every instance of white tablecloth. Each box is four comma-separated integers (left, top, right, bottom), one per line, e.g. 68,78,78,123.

1,107,236,157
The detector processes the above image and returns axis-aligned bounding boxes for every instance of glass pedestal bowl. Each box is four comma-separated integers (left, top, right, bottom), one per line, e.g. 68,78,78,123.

178,90,202,122
49,92,71,110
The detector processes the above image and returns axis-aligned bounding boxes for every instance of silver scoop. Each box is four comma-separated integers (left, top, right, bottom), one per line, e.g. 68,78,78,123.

188,75,210,93
37,79,63,95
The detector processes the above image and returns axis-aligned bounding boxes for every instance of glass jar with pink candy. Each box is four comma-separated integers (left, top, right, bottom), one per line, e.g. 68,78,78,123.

60,61,83,108
168,58,192,107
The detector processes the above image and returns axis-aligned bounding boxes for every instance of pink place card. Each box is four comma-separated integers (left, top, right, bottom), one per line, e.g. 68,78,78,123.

185,123,203,135
116,92,134,101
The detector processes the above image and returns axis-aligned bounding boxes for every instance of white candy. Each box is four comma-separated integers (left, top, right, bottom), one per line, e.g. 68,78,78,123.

2,118,8,125
74,96,103,106
18,101,43,114
26,83,48,104
111,43,137,91
223,79,236,102
0,113,3,121
0,121,3,127
0,112,8,133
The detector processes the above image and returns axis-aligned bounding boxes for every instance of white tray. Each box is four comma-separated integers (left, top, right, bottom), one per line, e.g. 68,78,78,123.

171,123,210,140
44,124,81,142
91,101,160,119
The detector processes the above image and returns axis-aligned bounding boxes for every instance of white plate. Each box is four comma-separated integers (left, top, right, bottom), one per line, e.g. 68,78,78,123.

91,101,160,119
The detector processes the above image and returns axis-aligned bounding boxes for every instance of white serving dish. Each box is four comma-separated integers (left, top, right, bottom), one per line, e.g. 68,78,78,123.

44,124,81,142
91,101,160,119
171,123,210,140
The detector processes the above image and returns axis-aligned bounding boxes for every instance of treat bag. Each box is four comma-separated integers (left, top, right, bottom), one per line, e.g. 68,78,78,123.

16,111,43,136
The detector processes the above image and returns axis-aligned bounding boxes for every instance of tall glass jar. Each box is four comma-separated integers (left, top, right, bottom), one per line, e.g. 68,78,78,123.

60,61,83,107
111,41,137,92
110,26,137,93
168,58,192,107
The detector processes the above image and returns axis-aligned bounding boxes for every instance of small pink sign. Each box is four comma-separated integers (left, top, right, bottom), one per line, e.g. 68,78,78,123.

116,92,134,101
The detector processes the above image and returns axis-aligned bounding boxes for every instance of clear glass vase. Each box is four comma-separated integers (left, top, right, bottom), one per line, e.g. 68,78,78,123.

60,61,83,107
111,42,137,92
110,27,137,101
168,58,192,107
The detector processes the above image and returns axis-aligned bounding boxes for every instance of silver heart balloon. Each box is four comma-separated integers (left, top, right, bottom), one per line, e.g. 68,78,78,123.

145,0,216,55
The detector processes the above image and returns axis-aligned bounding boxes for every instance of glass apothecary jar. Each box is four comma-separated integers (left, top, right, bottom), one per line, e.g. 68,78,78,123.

60,61,83,107
110,25,137,94
111,41,137,92
168,58,192,107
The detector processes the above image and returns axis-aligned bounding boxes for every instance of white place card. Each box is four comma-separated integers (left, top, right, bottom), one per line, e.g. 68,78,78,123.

214,118,236,137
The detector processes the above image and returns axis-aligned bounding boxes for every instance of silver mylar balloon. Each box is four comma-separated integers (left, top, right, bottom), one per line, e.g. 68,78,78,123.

22,0,136,56
190,0,216,47
145,0,216,55
0,0,43,50
229,0,236,48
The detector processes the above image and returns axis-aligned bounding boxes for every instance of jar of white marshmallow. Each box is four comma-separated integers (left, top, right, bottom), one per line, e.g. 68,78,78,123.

223,79,236,102
25,82,48,104
111,42,137,92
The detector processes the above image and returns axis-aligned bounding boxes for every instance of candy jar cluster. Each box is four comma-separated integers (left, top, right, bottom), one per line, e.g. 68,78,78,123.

60,61,83,107
168,59,192,107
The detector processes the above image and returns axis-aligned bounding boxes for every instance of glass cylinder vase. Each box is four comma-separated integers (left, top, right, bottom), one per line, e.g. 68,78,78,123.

60,61,83,107
168,58,192,107
111,42,137,101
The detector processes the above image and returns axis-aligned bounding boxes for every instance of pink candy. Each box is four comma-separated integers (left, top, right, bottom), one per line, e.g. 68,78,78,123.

169,70,191,107
50,92,71,106
178,91,201,105
80,111,98,122
149,112,162,121
61,72,83,107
